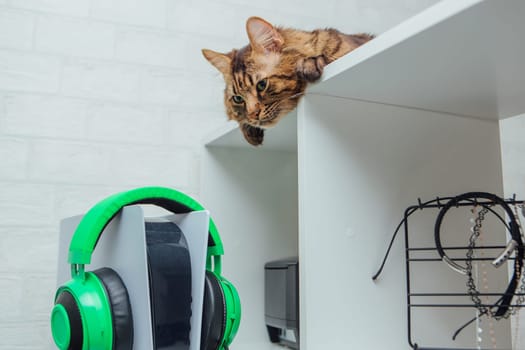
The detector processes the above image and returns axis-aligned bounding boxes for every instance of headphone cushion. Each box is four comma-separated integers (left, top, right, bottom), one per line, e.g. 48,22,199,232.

54,290,84,349
201,271,226,350
93,268,133,350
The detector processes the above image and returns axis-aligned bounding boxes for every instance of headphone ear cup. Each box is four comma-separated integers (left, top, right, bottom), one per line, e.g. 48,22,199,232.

201,271,226,350
52,290,84,349
219,276,241,346
92,268,133,350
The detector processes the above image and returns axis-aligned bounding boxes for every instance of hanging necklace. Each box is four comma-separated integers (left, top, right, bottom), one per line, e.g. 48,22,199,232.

471,206,498,349
471,203,525,349
472,206,483,350
470,206,497,349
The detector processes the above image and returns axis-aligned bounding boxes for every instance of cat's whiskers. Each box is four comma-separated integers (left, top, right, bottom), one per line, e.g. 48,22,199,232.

262,92,306,121
268,92,305,112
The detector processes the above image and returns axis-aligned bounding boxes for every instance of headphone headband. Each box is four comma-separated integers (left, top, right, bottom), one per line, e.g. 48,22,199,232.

68,186,224,265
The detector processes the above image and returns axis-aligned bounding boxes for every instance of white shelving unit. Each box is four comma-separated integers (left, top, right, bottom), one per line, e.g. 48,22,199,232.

201,1,525,349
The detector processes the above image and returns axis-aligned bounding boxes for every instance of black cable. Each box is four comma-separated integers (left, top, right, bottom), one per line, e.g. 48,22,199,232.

372,206,418,281
451,315,478,341
373,196,456,281
373,196,511,281
373,194,525,345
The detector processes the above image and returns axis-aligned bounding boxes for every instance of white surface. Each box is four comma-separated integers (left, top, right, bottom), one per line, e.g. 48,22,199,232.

297,94,509,349
200,1,525,346
201,147,298,349
57,207,210,350
311,0,525,120
500,113,525,349
203,111,298,152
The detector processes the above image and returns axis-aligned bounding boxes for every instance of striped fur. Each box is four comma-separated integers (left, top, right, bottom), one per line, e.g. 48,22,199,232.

203,17,373,146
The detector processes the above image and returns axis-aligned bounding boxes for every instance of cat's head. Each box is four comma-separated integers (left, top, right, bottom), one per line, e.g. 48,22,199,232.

202,17,305,146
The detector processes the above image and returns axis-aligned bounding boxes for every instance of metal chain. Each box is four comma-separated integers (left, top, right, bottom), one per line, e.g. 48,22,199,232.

465,204,525,320
465,207,495,317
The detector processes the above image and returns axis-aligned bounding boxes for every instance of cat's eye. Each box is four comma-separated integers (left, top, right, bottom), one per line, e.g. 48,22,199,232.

232,95,244,104
256,79,268,92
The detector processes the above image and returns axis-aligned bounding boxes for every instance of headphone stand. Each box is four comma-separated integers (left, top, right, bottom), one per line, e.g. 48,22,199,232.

57,206,210,350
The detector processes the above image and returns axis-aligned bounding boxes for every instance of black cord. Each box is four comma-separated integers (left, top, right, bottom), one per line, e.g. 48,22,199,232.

372,195,525,345
373,197,454,280
451,315,478,341
372,206,418,280
372,196,512,281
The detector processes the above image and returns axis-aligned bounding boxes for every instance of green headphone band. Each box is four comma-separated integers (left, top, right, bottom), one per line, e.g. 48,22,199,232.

68,186,224,272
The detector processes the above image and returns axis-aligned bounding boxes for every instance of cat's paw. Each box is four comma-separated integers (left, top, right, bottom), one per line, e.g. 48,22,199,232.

241,124,264,146
296,56,327,82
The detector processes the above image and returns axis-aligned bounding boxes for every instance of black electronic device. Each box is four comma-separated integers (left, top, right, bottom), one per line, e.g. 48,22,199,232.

264,258,299,349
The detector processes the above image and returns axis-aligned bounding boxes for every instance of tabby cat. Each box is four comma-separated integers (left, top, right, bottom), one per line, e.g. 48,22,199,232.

202,17,373,146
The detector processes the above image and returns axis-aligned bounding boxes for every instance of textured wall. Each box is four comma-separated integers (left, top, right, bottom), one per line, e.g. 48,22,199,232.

0,0,441,348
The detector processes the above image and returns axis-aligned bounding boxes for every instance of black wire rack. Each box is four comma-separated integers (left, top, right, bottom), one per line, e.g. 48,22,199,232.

373,195,525,350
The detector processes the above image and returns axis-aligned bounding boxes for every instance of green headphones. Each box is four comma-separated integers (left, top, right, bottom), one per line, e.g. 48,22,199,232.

51,186,241,350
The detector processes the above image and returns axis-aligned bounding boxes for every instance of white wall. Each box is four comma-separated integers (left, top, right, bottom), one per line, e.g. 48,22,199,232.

500,113,525,348
0,0,444,348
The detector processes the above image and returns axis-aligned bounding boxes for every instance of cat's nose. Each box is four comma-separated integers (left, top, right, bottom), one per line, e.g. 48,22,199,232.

248,106,261,121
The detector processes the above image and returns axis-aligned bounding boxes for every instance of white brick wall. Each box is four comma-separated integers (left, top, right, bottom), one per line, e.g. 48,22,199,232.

86,103,165,144
0,9,35,50
28,140,113,184
90,0,167,28
0,138,29,180
0,50,61,93
4,94,89,138
9,0,90,17
0,182,55,226
114,28,186,68
0,1,454,348
61,59,141,102
0,227,58,273
35,16,116,59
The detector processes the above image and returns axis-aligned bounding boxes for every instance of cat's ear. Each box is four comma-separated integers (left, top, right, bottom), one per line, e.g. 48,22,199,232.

246,17,283,54
202,49,232,76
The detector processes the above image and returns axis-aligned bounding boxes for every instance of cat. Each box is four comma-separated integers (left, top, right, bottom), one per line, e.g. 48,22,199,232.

202,17,374,146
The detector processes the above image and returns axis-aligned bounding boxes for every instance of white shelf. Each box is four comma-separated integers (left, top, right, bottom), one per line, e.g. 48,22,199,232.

203,110,297,152
205,0,525,150
201,1,521,349
312,0,525,120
